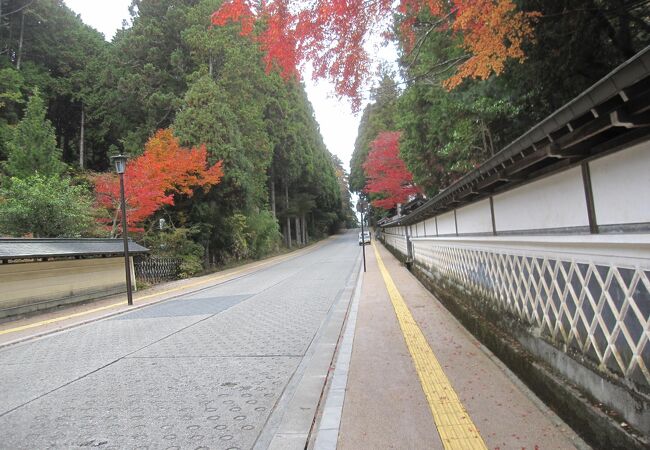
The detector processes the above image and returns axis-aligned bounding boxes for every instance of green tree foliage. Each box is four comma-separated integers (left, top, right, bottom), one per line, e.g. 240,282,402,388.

393,0,650,197
221,211,281,261
493,0,650,141
398,85,518,196
174,74,248,202
224,213,251,261
0,67,24,117
4,90,66,178
246,210,282,258
101,0,196,155
0,0,354,267
0,67,25,159
0,174,96,237
176,0,346,256
174,4,277,261
332,155,357,228
143,227,205,278
0,0,112,169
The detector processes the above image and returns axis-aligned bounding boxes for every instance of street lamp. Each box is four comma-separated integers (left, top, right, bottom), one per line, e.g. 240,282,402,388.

111,154,133,306
357,200,368,273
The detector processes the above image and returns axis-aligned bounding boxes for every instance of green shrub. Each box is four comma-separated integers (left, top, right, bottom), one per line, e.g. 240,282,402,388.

178,254,204,278
143,227,205,278
225,213,250,260
246,210,281,258
222,211,281,261
0,174,97,237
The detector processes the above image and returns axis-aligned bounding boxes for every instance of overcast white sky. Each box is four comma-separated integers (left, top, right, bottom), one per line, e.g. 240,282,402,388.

64,0,362,173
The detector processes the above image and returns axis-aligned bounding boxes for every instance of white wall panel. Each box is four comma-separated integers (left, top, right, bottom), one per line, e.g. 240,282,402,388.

437,211,457,235
494,166,588,232
590,140,650,226
456,199,493,234
424,217,436,235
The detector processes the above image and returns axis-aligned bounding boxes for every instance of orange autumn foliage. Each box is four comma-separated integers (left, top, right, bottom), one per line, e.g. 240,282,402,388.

211,0,539,109
94,129,223,236
444,0,540,88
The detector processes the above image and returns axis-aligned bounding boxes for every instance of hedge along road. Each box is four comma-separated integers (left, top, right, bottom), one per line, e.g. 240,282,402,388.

0,232,361,449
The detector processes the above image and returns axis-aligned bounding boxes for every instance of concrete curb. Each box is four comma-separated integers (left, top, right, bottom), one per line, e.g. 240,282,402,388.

258,253,362,450
311,262,363,450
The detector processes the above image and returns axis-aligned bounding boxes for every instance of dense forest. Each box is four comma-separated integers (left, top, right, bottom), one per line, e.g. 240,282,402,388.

0,0,356,273
350,0,650,220
3,0,649,267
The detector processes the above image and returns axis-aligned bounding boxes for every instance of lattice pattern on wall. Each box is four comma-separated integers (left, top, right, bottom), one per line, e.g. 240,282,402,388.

410,241,650,389
384,234,408,256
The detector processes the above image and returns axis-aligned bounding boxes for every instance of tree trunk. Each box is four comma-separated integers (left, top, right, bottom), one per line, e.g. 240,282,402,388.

209,53,214,78
302,214,307,244
294,216,302,246
271,181,276,218
284,180,291,248
79,103,85,169
270,167,276,219
16,10,24,70
111,208,120,238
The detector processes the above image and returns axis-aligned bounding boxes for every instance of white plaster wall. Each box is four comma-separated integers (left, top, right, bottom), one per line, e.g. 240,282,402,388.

493,166,589,232
424,217,436,236
590,140,650,226
437,211,457,235
456,198,493,234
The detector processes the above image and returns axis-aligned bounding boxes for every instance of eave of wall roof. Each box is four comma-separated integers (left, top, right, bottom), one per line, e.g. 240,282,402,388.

381,45,650,228
0,238,149,259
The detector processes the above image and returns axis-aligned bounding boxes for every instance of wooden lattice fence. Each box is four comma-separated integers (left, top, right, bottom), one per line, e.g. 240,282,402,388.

134,255,181,284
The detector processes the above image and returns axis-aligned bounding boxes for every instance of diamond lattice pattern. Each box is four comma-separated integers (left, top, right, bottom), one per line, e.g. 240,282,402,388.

393,237,650,389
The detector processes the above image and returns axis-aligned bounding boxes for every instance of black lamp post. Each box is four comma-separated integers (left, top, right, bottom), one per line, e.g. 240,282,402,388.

357,200,368,272
111,154,133,306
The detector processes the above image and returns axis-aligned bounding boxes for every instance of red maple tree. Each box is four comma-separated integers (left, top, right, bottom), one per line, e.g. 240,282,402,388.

94,129,224,237
211,0,538,110
363,131,421,210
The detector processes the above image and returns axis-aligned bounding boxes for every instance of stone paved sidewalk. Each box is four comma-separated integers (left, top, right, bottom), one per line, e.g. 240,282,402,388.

313,240,589,450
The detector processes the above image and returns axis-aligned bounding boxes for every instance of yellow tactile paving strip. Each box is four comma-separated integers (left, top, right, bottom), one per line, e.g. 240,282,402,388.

372,243,487,450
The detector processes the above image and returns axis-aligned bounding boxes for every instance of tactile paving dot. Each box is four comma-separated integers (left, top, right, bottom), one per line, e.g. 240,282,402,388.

0,356,300,448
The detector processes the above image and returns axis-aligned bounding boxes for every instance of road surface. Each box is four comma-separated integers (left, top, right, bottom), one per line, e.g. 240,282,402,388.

0,233,360,449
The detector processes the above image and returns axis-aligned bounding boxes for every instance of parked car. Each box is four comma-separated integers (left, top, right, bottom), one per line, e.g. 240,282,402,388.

358,231,371,245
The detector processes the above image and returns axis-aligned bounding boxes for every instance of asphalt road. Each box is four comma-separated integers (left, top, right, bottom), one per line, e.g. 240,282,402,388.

0,232,360,449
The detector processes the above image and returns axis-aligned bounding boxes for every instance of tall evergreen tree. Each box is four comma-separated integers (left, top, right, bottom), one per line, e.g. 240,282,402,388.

4,90,65,178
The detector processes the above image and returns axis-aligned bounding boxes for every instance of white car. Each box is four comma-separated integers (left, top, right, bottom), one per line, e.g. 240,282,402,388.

358,231,371,245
